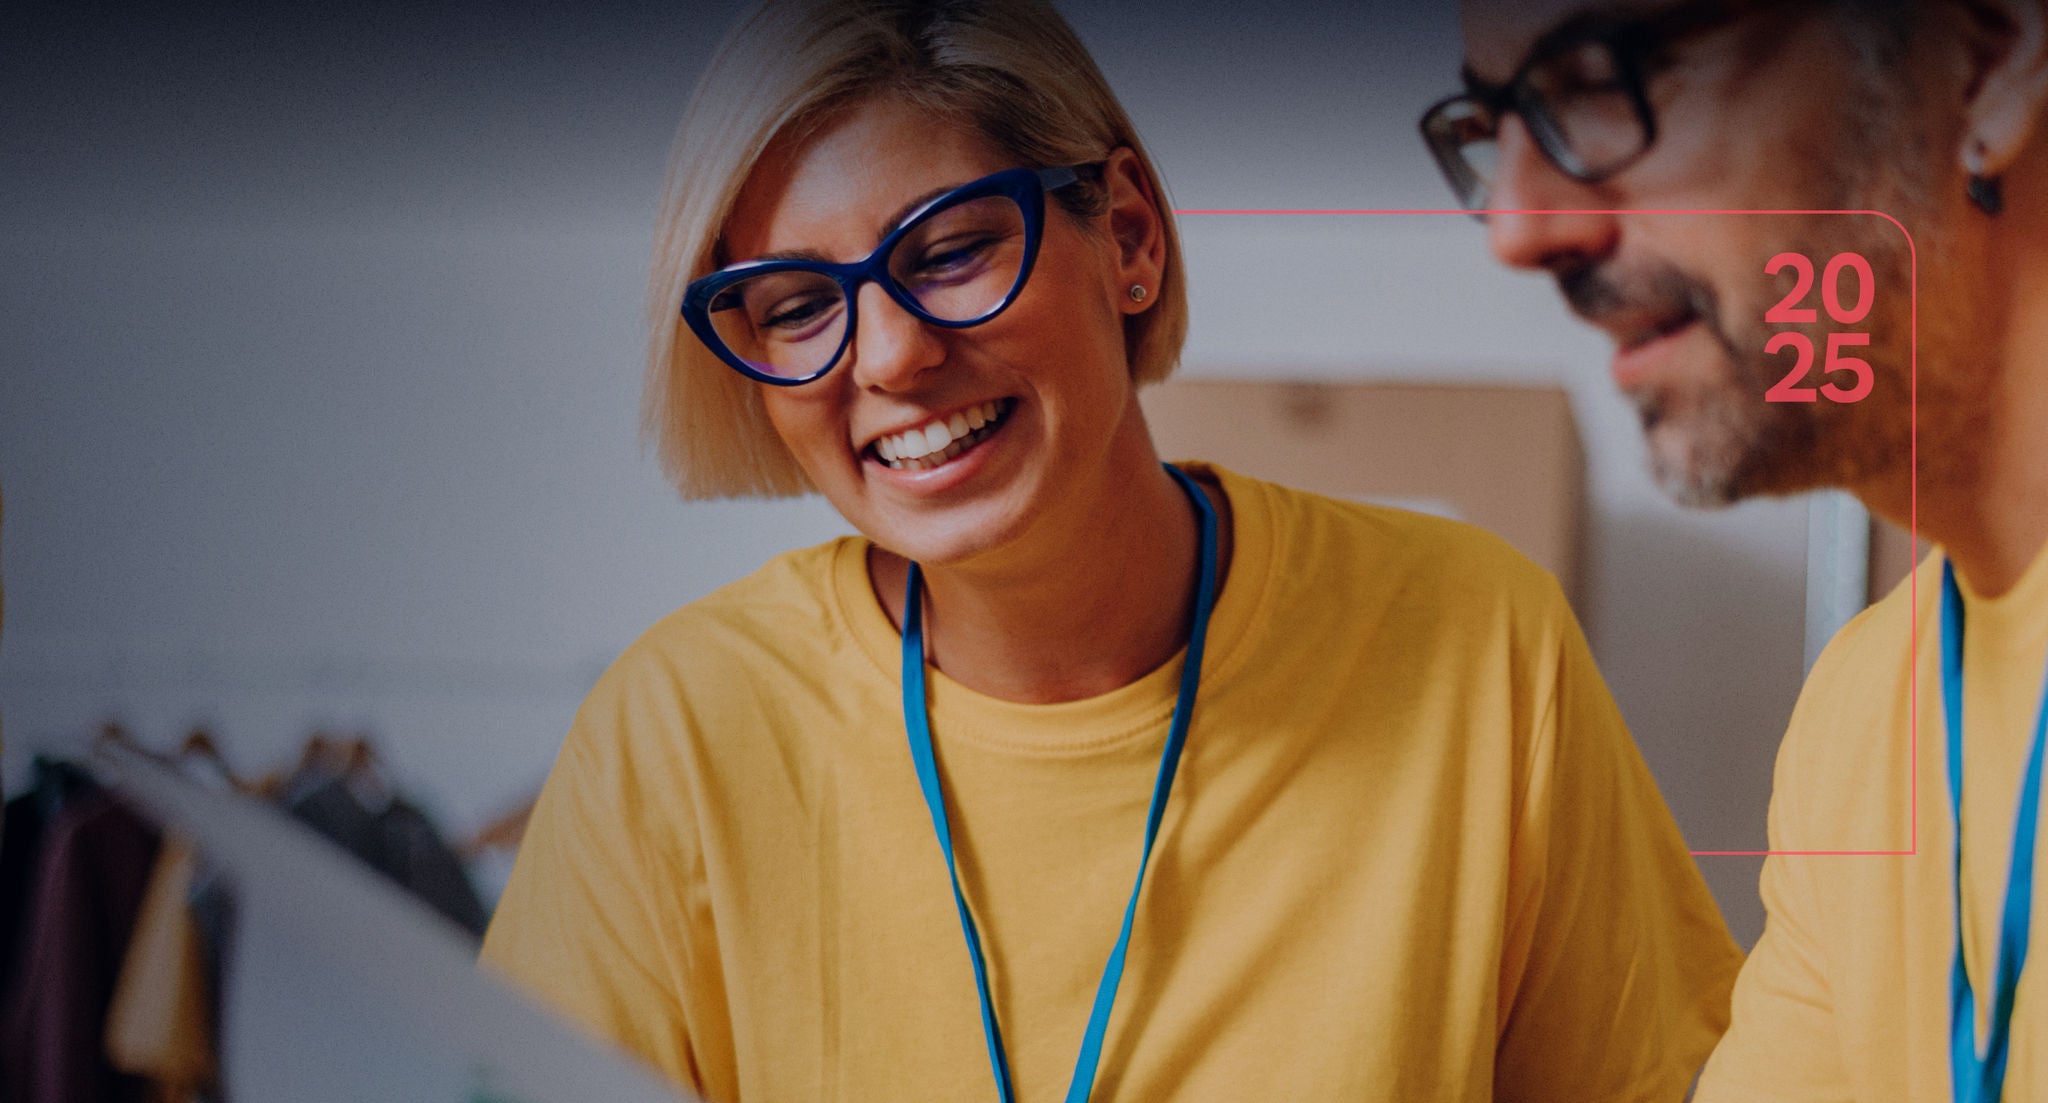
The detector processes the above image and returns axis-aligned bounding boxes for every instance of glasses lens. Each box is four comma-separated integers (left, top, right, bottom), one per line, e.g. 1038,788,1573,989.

887,193,1030,323
1522,40,1646,178
705,269,849,380
1425,98,1499,210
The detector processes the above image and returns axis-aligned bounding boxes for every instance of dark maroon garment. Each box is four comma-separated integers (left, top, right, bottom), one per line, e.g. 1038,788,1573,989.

0,794,49,1004
0,792,161,1103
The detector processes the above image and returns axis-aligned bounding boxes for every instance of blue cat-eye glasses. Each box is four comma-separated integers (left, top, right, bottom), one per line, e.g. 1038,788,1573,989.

681,165,1091,386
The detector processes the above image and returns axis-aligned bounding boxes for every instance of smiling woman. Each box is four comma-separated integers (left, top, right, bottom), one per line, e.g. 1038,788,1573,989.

477,1,1746,1100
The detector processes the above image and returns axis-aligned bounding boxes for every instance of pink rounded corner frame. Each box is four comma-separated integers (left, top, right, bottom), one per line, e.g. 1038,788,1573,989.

1172,206,1920,858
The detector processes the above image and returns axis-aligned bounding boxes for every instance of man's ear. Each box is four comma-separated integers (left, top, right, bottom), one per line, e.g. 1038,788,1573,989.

1099,147,1167,315
1958,0,2048,171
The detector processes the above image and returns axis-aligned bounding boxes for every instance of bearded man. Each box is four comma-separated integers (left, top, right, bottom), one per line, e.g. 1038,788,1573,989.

1426,1,2048,1097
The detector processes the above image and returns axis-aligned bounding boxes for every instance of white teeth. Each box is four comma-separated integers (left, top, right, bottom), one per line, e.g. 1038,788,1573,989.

871,399,1011,469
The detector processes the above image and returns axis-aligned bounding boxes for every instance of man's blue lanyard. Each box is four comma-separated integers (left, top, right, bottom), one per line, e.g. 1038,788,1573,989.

1944,560,2048,1103
899,462,1219,1103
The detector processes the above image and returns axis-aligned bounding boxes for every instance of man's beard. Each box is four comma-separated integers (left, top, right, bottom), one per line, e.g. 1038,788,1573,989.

1557,192,1925,509
1560,222,1916,508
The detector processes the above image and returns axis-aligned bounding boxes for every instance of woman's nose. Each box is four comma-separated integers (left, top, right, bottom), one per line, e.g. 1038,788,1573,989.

847,281,945,392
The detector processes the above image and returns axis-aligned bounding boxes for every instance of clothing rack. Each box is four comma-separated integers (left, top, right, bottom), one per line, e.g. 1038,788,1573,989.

0,726,499,1103
26,743,689,1103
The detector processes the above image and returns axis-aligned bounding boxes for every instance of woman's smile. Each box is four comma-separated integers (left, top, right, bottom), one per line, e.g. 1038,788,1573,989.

857,393,1026,501
866,397,1017,471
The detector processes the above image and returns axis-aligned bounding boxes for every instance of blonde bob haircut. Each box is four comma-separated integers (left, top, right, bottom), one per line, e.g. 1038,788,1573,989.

645,0,1188,499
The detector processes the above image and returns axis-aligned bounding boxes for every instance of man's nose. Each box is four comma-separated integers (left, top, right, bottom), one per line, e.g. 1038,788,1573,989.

847,281,944,393
1483,115,1621,274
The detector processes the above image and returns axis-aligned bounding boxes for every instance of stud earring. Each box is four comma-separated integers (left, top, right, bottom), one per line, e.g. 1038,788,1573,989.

1128,284,1148,303
1966,140,2005,216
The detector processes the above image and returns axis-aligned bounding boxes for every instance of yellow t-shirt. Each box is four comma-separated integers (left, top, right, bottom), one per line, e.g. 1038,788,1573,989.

1696,544,2048,1101
481,463,1739,1101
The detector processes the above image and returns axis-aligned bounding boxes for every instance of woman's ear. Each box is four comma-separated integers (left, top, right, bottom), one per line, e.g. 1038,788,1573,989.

1958,0,2048,172
1100,147,1167,315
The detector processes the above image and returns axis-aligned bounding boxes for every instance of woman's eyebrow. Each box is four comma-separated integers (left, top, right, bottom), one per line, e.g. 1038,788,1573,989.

725,178,976,267
878,181,966,241
749,247,835,264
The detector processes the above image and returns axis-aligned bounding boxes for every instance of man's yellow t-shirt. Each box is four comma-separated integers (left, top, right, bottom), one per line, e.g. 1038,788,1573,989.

481,463,1739,1101
1697,544,2048,1100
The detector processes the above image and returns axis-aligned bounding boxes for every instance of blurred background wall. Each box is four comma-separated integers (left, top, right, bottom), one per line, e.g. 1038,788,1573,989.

0,0,1819,944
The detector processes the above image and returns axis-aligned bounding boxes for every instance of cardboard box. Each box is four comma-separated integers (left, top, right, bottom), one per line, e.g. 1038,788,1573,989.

1142,379,1586,609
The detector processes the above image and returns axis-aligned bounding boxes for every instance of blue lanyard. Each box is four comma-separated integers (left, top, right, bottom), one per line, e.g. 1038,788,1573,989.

899,462,1219,1103
1943,560,2048,1103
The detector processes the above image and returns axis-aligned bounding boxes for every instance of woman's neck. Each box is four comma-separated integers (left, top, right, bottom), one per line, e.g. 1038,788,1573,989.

869,463,1232,705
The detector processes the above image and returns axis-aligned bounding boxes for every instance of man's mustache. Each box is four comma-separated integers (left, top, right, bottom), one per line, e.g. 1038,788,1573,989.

1556,261,1732,356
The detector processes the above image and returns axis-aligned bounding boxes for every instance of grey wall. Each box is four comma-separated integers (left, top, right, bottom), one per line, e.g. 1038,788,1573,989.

2,1,1804,943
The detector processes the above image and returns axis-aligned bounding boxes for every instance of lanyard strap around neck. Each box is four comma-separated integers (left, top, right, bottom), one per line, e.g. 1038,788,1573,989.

899,462,1220,1103
1944,560,2048,1103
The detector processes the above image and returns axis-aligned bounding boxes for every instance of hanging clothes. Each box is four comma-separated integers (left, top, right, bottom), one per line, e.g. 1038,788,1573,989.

0,791,51,1000
374,797,490,937
0,787,161,1103
1,759,99,1001
1,731,491,1103
105,835,217,1103
282,772,490,938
